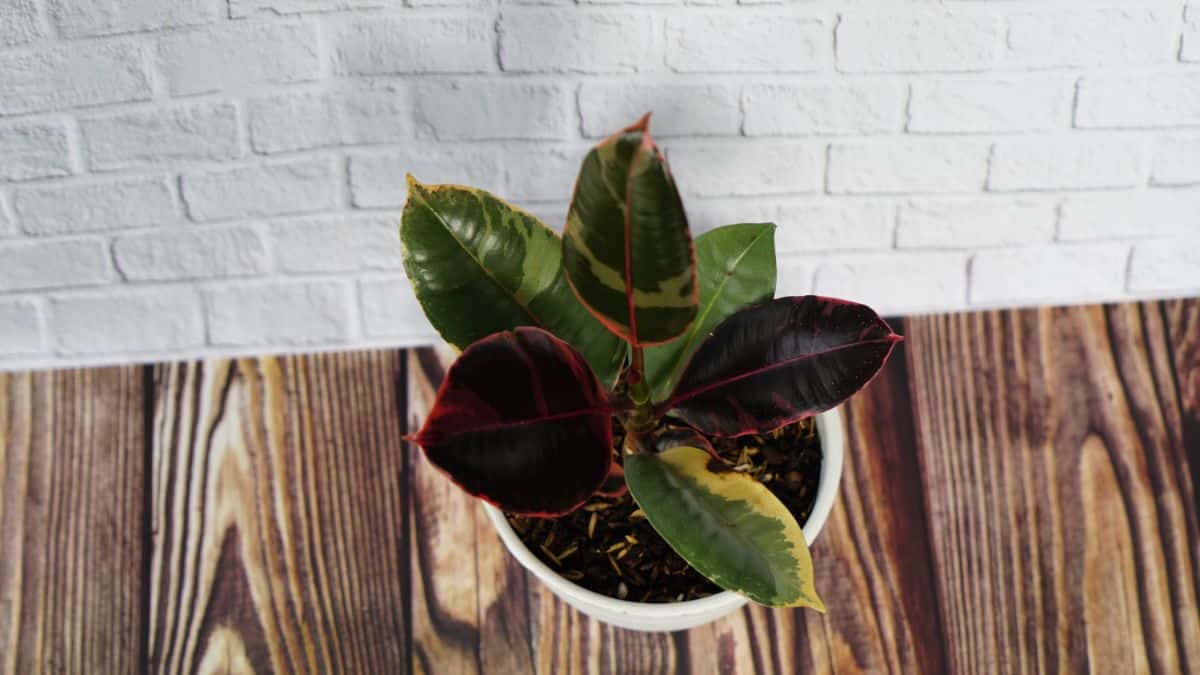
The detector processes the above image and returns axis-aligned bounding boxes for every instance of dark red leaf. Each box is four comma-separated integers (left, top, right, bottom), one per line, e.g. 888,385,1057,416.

659,296,902,437
410,327,614,516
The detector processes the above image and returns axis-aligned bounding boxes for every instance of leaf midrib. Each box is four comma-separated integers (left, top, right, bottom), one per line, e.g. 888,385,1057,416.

655,455,787,596
412,188,543,329
662,336,898,411
659,226,772,399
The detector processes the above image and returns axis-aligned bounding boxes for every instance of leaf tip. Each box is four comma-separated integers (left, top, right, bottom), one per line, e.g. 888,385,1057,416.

405,173,427,194
630,111,652,132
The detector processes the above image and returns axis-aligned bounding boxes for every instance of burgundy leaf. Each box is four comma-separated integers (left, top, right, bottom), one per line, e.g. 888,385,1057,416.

659,296,901,437
410,327,614,516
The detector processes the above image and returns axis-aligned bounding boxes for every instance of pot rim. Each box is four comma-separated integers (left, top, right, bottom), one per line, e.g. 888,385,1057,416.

484,407,845,616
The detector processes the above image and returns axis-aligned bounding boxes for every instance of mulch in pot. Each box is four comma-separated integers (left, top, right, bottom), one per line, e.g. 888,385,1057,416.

506,417,822,604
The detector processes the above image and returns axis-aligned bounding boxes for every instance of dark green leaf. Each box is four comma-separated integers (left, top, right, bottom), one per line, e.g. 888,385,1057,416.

409,327,613,516
401,177,625,386
643,223,776,402
562,115,697,346
660,296,901,436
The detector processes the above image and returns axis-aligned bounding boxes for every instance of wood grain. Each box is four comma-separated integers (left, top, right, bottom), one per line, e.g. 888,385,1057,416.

4,298,1199,673
906,303,1200,674
407,345,539,675
0,367,144,675
146,353,410,674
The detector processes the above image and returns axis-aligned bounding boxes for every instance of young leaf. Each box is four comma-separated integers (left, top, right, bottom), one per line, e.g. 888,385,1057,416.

562,115,698,346
401,178,626,386
660,296,901,437
625,443,824,610
643,223,777,402
409,327,614,516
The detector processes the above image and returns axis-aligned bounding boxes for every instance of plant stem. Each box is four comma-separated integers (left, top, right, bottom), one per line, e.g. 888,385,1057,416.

624,346,656,444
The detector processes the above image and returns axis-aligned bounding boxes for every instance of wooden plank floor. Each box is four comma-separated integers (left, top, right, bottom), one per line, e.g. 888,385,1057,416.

1,299,1198,674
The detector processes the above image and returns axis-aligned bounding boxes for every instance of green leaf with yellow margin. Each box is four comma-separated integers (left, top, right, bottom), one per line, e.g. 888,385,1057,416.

643,223,777,403
625,444,824,610
562,115,697,346
401,177,626,386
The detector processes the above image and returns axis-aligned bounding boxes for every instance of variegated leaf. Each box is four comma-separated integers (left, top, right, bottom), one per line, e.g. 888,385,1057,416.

562,115,698,346
625,443,824,609
643,223,777,402
401,177,626,386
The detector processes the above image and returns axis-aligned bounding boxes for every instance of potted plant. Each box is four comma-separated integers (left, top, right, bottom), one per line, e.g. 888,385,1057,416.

399,115,901,632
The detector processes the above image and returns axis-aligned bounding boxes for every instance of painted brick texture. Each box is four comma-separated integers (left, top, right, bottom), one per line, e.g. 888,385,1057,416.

0,1,1197,369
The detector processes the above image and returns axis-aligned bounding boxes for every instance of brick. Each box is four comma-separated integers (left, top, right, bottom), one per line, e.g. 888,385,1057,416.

80,102,241,170
775,258,815,298
828,141,989,194
989,139,1144,192
501,10,655,73
182,158,338,221
815,252,967,315
410,0,486,7
349,147,503,208
50,288,204,355
334,15,493,75
772,201,893,254
500,147,578,202
414,81,571,140
836,9,1000,73
231,0,388,17
1077,73,1200,128
970,244,1128,306
0,120,73,181
908,78,1069,134
247,83,415,153
249,92,339,154
0,0,43,47
1059,190,1200,240
667,141,823,196
0,194,13,236
206,280,353,346
1129,237,1200,292
0,239,110,292
666,14,827,73
1005,8,1171,69
49,0,218,38
158,21,320,96
682,199,774,238
114,226,269,281
360,276,436,339
15,177,177,236
271,214,401,273
743,82,905,136
1185,5,1200,62
339,83,416,144
897,198,1056,249
0,42,151,116
579,83,740,138
0,299,43,356
1152,136,1200,185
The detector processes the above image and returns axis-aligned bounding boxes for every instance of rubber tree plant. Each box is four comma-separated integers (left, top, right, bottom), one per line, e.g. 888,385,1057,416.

401,115,901,610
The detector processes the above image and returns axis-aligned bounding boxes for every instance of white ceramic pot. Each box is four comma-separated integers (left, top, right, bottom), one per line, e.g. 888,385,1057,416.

485,407,845,633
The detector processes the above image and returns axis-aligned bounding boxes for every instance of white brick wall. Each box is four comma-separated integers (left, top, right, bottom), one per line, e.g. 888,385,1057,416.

1,0,1199,370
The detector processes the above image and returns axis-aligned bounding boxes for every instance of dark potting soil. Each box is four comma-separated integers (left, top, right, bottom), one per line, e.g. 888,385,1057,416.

506,417,822,604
